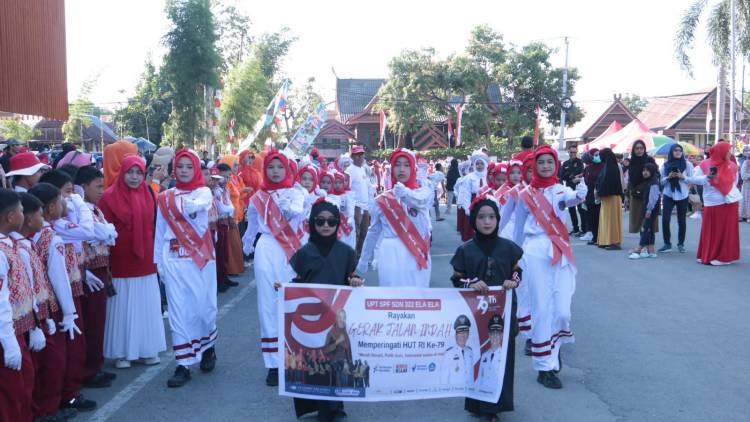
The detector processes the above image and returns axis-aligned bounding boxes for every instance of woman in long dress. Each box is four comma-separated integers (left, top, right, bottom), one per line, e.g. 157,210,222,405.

450,197,522,422
595,148,624,250
99,155,166,369
739,145,750,221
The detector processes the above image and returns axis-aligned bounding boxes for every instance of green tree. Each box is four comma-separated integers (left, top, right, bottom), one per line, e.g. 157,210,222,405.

213,2,252,71
254,28,297,79
219,57,272,149
115,59,172,144
621,94,649,115
162,0,221,147
62,75,98,144
0,120,39,142
286,77,325,130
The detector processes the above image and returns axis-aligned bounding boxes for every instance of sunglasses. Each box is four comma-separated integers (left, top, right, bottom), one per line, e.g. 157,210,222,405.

314,217,338,227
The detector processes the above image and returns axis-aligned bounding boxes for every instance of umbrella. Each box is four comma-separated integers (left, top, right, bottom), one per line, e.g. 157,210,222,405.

650,139,701,156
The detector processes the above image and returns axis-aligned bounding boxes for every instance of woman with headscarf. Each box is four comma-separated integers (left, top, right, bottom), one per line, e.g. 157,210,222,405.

283,200,364,422
454,160,472,235
626,140,656,234
103,140,138,188
595,148,624,250
739,145,750,221
688,141,741,265
450,196,523,422
513,145,586,389
325,171,356,249
659,143,692,253
219,154,246,224
242,150,306,387
356,148,433,287
446,159,460,214
294,164,326,244
99,156,166,371
581,149,604,244
154,149,218,388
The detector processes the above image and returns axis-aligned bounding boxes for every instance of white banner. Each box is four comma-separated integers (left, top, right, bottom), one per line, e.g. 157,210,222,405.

279,284,511,402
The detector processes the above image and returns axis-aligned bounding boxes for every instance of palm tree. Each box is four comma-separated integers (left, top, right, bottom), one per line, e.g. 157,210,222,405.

675,0,750,139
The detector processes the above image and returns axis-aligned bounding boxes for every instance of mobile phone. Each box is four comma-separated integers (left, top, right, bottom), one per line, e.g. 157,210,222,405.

710,166,718,176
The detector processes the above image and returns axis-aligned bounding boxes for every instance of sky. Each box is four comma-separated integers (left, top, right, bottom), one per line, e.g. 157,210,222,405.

65,0,738,135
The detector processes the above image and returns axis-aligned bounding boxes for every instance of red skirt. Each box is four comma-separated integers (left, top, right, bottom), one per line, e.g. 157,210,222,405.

697,202,740,264
458,210,474,241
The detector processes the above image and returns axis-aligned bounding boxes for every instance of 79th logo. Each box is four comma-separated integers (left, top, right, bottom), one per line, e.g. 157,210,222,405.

476,295,497,314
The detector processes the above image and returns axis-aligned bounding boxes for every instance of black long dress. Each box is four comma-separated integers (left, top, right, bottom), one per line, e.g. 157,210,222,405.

450,237,523,416
289,240,357,422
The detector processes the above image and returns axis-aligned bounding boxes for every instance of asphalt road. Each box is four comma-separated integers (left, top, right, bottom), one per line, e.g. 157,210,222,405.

78,209,750,422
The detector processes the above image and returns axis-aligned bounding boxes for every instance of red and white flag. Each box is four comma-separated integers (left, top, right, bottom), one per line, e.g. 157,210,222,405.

454,103,464,147
447,116,453,141
533,105,541,146
379,110,387,148
706,101,713,134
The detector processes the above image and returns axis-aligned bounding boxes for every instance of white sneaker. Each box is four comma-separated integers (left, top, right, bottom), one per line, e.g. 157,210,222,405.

628,252,641,260
639,250,650,258
137,357,161,365
580,232,593,241
115,359,131,369
710,260,731,266
689,212,702,220
647,253,658,258
162,310,169,319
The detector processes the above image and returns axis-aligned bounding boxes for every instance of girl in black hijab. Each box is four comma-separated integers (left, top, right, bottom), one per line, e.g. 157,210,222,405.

286,199,363,422
446,158,460,214
450,197,523,422
595,148,624,249
627,139,656,233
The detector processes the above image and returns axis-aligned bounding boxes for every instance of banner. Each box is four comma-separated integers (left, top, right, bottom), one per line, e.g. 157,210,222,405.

240,80,290,150
279,284,512,402
284,103,327,158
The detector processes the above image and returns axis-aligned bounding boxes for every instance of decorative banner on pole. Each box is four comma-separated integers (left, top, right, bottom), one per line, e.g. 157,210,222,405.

533,105,541,146
284,103,327,158
279,284,512,403
706,101,713,135
447,116,453,142
240,80,290,150
379,110,387,148
453,103,464,147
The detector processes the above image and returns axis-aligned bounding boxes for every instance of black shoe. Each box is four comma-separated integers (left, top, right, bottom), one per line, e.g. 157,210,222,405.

167,365,191,388
101,370,117,381
82,371,112,389
574,232,584,238
224,278,239,287
55,408,77,420
569,230,578,236
604,244,621,251
266,368,279,386
61,394,97,412
524,339,532,356
217,282,230,293
200,347,217,373
537,371,563,389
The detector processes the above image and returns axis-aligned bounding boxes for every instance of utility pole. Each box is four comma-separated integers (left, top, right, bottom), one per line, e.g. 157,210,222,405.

558,37,569,151
729,0,737,146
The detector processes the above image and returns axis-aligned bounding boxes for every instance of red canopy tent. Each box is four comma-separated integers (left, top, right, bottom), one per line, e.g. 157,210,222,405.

581,118,656,154
579,120,623,152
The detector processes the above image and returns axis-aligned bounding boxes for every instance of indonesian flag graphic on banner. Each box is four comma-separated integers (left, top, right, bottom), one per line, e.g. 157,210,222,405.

454,103,464,147
379,110,387,148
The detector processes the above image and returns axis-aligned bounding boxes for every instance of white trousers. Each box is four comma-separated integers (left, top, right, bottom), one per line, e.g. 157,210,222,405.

523,251,575,372
254,234,295,368
515,256,532,339
375,237,431,287
161,252,218,367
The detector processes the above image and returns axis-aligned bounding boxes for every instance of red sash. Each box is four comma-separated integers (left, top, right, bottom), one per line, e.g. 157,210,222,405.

376,192,430,270
494,185,511,205
251,190,301,261
477,185,493,198
158,190,215,270
520,186,575,266
339,215,353,236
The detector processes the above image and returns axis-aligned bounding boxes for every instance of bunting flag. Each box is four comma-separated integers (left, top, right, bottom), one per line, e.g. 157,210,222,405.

447,116,453,141
533,105,541,146
240,80,290,150
706,101,713,134
379,110,387,148
454,103,464,147
284,103,327,157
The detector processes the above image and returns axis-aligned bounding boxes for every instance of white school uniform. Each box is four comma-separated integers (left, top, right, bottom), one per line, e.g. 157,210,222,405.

242,187,305,369
513,181,586,372
357,185,433,287
154,187,217,367
498,191,531,337
297,186,326,245
33,223,75,318
326,192,356,249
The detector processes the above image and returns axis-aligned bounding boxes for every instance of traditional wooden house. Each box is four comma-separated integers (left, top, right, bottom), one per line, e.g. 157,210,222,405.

33,117,118,152
578,95,637,143
637,88,750,148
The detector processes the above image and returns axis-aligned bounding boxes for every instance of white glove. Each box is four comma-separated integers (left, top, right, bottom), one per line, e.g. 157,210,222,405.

28,327,46,352
393,182,407,199
243,242,254,256
277,196,291,210
70,193,86,208
45,319,57,336
183,198,199,215
314,188,326,197
59,313,82,340
85,271,104,292
0,335,21,370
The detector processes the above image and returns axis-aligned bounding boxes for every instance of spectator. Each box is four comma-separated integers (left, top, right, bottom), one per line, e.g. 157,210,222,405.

627,140,656,235
0,138,24,172
595,148,623,250
739,145,750,222
445,158,460,215
629,163,661,259
581,149,604,244
559,145,585,236
429,163,446,221
659,144,693,253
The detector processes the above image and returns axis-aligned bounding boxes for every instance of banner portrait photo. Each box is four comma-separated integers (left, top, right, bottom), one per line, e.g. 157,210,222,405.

279,284,512,402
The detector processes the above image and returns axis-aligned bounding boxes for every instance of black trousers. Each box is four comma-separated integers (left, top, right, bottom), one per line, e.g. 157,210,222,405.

568,204,586,232
586,202,601,242
662,196,688,246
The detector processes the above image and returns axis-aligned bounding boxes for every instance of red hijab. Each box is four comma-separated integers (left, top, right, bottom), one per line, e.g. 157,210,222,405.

389,149,418,189
332,172,348,195
504,161,521,188
173,149,205,191
261,150,294,191
521,155,534,184
700,141,738,196
319,171,334,193
296,165,319,193
100,155,154,259
531,144,560,189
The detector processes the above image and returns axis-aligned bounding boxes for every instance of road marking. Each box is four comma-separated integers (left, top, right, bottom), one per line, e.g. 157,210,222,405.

86,280,255,422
